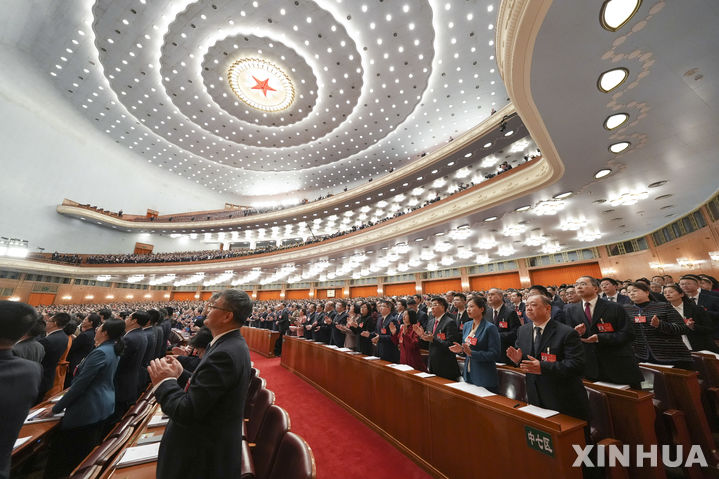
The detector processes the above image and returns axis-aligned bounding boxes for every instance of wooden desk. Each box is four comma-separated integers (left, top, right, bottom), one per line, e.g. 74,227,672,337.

640,364,719,466
281,337,586,479
241,326,280,357
12,401,62,472
104,404,164,479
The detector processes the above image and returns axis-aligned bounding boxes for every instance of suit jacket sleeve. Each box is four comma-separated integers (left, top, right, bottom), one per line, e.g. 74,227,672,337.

155,350,237,427
538,328,585,379
53,348,106,413
657,304,689,335
434,319,461,350
596,306,634,346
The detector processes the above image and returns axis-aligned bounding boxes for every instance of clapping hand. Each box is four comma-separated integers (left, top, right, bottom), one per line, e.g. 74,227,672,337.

520,356,541,375
506,346,522,365
581,334,598,343
461,342,472,356
650,315,660,328
686,318,695,330
360,330,370,337
389,322,397,335
449,342,462,354
574,323,586,336
371,335,379,345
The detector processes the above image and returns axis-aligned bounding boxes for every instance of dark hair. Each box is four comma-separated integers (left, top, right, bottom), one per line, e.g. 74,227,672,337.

700,274,719,289
63,320,78,336
189,327,213,350
405,309,418,325
359,301,371,317
430,296,449,311
628,282,651,293
0,301,39,346
131,310,151,327
663,284,683,296
511,291,523,299
600,277,619,287
406,297,417,306
635,277,651,286
335,300,346,309
454,292,467,302
86,313,102,329
28,317,46,338
101,319,126,355
98,309,113,320
528,285,551,299
148,309,161,325
579,276,600,288
219,289,253,325
52,312,72,328
398,298,407,309
165,306,174,316
679,274,701,283
467,295,487,313
379,299,395,312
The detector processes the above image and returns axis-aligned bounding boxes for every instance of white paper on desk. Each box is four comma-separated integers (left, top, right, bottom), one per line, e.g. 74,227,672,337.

25,408,44,421
519,405,559,418
324,344,339,349
698,350,719,359
387,364,414,372
639,362,674,368
24,409,64,424
115,442,161,468
50,394,64,403
345,351,362,355
336,347,352,352
414,372,436,378
445,382,496,397
593,381,631,390
362,356,380,360
147,415,169,428
13,436,32,450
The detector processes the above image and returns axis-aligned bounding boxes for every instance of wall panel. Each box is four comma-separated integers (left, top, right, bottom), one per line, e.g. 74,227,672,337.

350,285,379,297
423,278,462,295
384,282,416,296
172,292,197,301
469,272,521,291
257,290,281,301
28,293,56,306
286,289,310,300
529,262,602,287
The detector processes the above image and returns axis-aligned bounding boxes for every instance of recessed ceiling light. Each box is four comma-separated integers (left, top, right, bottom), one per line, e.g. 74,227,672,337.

604,113,629,130
600,0,642,32
609,141,630,154
648,180,667,188
554,192,573,199
593,199,607,204
594,169,612,179
504,130,514,136
483,142,492,148
655,194,672,200
484,216,498,222
598,68,629,92
515,205,531,212
464,152,472,157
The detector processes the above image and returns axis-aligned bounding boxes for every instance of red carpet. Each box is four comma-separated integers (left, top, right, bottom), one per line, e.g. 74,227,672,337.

250,352,432,479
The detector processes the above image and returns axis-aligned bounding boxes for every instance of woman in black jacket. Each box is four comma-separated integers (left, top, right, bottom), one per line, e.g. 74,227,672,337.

623,282,692,369
356,302,377,355
663,284,719,353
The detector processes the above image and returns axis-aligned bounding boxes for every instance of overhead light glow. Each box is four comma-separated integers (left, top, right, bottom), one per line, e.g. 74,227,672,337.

600,0,642,31
604,113,629,130
594,169,612,179
609,141,630,154
598,68,629,92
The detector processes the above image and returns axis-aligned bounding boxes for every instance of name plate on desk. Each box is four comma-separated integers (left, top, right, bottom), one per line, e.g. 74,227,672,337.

639,362,674,368
13,436,32,450
147,415,169,428
414,372,436,378
362,356,380,360
525,426,554,457
386,363,415,372
519,405,559,418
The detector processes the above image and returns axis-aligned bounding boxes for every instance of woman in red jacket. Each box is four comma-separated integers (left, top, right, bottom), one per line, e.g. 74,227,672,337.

391,309,427,372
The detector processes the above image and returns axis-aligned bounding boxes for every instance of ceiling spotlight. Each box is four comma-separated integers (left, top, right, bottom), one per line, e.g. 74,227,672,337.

600,0,642,32
598,68,629,92
515,205,531,212
604,113,629,130
609,141,630,154
594,169,612,179
554,192,573,199
483,216,498,222
648,180,667,188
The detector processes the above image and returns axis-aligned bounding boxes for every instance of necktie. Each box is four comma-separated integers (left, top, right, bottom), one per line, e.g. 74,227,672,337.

493,309,498,322
609,297,615,302
432,317,440,334
584,302,592,325
533,326,542,357
692,297,698,304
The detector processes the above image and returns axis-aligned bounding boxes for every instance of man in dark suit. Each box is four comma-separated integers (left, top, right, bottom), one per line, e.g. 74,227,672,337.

680,274,719,337
37,312,71,402
414,294,428,314
509,291,526,323
600,278,631,304
416,296,461,380
316,302,335,344
565,276,642,388
149,309,166,359
65,313,99,388
160,307,173,356
273,303,290,355
529,285,566,326
0,301,42,479
372,300,400,362
452,293,470,328
485,288,521,364
331,300,348,347
507,294,589,421
407,298,429,330
114,310,149,419
139,311,156,394
149,289,252,479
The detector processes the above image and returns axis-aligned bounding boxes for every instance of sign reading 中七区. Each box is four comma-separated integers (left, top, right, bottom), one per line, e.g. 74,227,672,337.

525,426,554,457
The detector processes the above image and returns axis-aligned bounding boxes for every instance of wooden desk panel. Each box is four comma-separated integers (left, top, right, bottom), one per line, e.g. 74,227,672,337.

241,326,280,357
282,337,585,479
12,400,61,473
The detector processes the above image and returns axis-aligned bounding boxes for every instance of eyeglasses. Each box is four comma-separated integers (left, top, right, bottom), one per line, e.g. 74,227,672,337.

207,304,233,313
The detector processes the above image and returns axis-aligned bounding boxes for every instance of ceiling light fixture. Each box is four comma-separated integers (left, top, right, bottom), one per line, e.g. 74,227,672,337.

594,169,612,179
600,0,642,31
604,113,629,130
598,68,629,92
607,190,649,206
609,141,630,154
532,199,567,216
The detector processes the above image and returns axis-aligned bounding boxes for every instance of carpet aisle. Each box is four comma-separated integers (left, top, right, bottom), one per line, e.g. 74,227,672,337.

250,352,432,479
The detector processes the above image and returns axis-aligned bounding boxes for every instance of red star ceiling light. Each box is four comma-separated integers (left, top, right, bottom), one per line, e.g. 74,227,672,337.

227,58,295,112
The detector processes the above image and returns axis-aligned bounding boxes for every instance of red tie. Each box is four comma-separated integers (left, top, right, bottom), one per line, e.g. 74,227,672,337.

432,317,441,334
584,302,592,325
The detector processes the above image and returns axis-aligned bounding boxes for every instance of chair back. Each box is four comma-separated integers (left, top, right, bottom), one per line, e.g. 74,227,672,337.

245,376,266,417
247,388,275,443
585,386,615,443
267,432,317,479
252,405,290,479
497,368,528,403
